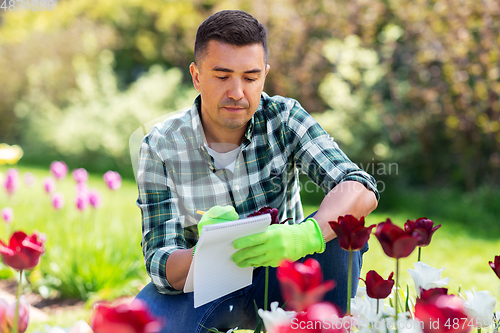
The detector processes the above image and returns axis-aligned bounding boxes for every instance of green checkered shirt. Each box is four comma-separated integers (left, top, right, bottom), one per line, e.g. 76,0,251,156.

136,93,379,294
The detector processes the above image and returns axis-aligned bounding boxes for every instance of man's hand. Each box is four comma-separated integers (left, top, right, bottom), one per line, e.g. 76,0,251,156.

198,205,239,235
231,218,325,267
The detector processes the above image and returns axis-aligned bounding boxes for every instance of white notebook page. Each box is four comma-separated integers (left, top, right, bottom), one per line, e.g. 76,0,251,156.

183,214,271,308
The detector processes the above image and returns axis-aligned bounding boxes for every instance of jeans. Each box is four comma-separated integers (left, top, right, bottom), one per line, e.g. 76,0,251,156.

134,215,369,333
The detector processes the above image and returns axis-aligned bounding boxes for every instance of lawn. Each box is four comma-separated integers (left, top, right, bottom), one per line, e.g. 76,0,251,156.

1,164,499,332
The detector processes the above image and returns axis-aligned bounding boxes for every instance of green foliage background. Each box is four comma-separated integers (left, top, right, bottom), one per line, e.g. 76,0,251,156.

1,0,499,187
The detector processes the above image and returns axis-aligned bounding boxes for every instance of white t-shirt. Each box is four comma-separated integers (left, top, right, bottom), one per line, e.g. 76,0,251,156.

204,143,240,173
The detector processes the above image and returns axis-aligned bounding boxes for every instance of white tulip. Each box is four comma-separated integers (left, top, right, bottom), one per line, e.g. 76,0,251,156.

407,262,449,295
462,289,497,328
258,301,296,333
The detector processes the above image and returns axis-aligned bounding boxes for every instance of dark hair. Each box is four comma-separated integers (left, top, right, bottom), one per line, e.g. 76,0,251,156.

194,10,268,64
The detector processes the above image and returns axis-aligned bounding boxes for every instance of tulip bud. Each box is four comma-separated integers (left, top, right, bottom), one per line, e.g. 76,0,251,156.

50,161,68,180
1,208,13,224
6,295,30,333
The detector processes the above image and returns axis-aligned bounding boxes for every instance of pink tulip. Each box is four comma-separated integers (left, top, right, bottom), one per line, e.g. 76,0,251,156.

50,161,68,180
23,172,36,187
43,177,56,194
76,182,88,194
75,191,90,211
1,208,13,224
88,190,102,209
52,193,65,210
103,171,122,190
72,168,89,184
0,299,9,332
4,168,19,196
6,295,30,333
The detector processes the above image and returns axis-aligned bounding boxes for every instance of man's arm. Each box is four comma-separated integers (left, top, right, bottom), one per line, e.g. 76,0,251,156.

312,181,378,242
166,248,194,290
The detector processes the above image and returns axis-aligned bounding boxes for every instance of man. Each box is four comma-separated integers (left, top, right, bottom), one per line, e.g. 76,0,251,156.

135,9,379,332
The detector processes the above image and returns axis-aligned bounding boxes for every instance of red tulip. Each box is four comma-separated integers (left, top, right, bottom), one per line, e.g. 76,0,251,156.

0,231,45,270
328,215,375,251
420,288,448,301
489,255,500,279
277,259,336,312
248,207,291,225
404,217,441,247
91,300,162,333
414,294,472,333
289,302,350,333
361,270,394,299
374,219,419,259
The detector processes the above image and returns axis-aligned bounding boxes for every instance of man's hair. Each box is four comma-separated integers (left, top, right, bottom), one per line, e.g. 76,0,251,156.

194,10,268,64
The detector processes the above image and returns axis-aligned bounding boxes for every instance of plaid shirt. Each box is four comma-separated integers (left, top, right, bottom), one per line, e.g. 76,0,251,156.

136,93,379,294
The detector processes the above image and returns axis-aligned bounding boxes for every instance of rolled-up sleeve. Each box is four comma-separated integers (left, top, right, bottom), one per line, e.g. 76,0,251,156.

136,136,187,295
287,102,379,200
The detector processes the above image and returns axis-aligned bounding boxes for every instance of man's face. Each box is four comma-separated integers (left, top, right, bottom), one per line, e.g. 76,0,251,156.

190,40,270,142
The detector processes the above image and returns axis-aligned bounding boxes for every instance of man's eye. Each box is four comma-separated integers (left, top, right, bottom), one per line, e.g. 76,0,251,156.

217,77,229,80
246,78,257,82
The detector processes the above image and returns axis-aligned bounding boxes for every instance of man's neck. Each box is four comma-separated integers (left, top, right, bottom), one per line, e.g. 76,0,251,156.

202,123,246,153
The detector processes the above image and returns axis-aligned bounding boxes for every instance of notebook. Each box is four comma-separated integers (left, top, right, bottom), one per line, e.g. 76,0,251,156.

183,214,271,308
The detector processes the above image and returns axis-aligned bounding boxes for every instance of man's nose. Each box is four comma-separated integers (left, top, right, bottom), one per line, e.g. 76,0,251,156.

227,79,244,100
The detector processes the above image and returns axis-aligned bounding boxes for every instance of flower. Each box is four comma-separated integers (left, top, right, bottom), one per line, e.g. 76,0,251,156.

23,172,36,187
328,215,375,251
103,171,122,190
69,320,94,333
290,302,350,333
489,255,500,279
4,168,19,196
0,144,23,165
361,270,394,299
52,193,65,210
43,177,56,194
374,219,419,259
0,299,9,332
462,289,497,328
407,262,449,296
258,301,296,333
91,300,162,333
6,295,30,333
277,259,336,312
88,189,102,208
75,191,90,211
414,294,471,333
404,218,441,247
420,288,449,301
0,231,45,270
1,208,13,224
350,295,385,327
50,161,68,180
72,168,89,183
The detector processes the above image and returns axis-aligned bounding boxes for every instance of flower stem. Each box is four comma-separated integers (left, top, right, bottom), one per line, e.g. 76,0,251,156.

418,247,421,262
347,250,353,315
395,259,400,333
14,270,23,333
377,299,379,314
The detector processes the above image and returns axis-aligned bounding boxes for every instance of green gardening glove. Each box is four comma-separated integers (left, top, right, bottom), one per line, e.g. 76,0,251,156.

231,218,326,268
193,205,239,256
197,205,239,235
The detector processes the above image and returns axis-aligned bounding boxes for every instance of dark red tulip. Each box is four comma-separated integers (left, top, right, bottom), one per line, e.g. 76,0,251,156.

288,302,350,333
419,288,449,301
0,231,45,270
414,294,471,333
248,206,291,225
404,217,441,247
328,215,375,251
361,270,394,299
91,300,162,333
277,259,336,312
489,255,500,279
374,219,419,259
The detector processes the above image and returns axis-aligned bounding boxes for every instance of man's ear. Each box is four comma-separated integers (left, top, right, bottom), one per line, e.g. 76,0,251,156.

262,64,271,90
190,62,201,92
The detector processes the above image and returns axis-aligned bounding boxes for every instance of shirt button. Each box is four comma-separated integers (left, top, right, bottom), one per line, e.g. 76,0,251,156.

234,185,240,191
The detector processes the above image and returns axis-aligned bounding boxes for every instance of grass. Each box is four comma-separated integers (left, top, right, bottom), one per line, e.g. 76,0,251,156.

1,164,500,332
